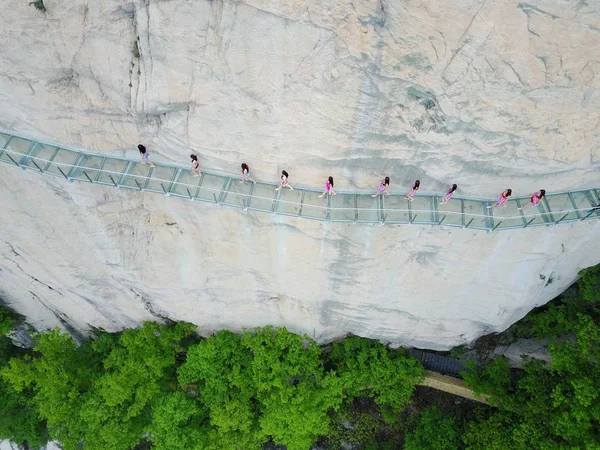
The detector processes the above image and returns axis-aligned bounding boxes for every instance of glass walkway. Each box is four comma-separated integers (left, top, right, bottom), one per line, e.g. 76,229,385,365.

1,130,599,231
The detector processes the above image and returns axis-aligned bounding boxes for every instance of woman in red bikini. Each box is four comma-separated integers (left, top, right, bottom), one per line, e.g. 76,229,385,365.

519,189,545,210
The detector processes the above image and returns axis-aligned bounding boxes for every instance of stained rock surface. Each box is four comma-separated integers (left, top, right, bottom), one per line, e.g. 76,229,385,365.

0,0,599,349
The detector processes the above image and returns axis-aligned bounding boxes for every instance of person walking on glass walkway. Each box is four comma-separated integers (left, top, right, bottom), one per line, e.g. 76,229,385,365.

318,176,336,198
372,177,390,197
190,154,201,177
276,170,293,191
240,163,256,184
519,189,546,210
138,144,155,167
487,188,512,208
406,180,420,202
439,184,457,205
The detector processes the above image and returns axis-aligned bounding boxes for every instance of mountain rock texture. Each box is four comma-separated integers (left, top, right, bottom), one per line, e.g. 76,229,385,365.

0,0,599,349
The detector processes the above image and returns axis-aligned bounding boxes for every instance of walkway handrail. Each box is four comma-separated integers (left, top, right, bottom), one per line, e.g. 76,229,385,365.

1,130,599,231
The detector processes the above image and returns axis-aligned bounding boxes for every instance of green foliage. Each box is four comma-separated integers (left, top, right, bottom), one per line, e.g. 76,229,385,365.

179,327,347,450
461,263,600,449
76,321,196,450
0,315,426,450
518,264,600,339
0,305,15,336
242,327,344,450
178,329,262,449
0,305,48,447
329,336,425,412
147,391,209,450
29,0,46,12
404,407,460,450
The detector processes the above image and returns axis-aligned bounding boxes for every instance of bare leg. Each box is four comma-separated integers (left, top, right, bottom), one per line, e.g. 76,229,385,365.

318,190,327,198
287,185,294,190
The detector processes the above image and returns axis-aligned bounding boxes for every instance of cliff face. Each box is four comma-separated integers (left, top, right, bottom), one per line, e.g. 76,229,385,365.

0,0,599,349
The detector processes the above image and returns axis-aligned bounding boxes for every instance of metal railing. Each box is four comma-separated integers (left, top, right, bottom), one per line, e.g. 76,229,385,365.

1,129,599,231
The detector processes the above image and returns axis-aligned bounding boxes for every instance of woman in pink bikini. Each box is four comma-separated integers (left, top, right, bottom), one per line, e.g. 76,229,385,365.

519,189,546,210
190,154,201,177
439,184,457,205
318,176,336,198
487,188,512,208
372,177,390,197
275,170,293,191
406,180,420,202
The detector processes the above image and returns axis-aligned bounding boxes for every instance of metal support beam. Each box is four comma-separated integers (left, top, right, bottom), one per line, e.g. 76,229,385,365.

298,190,306,217
567,192,581,219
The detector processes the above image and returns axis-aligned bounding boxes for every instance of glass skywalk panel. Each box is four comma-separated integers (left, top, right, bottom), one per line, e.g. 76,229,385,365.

299,190,328,221
96,158,128,186
488,199,523,229
195,173,228,203
145,165,178,194
20,143,58,171
406,196,436,225
544,193,580,223
329,193,358,222
436,197,463,227
462,199,490,229
170,170,203,199
515,197,547,227
276,188,303,216
382,195,411,224
120,162,153,190
70,155,105,182
354,194,380,223
245,183,278,213
221,178,255,208
1,136,33,164
46,148,80,177
0,133,11,153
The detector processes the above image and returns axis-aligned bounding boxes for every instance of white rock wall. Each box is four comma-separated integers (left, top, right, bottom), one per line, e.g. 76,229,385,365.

1,164,599,350
0,0,599,349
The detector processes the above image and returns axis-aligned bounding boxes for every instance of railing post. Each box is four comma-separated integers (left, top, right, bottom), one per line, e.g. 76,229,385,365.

31,160,44,173
491,221,503,232
160,183,169,196
580,210,596,221
554,213,569,225
5,153,20,167
186,188,193,201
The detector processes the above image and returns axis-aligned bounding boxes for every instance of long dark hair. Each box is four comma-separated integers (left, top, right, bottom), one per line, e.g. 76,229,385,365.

241,163,249,173
282,170,289,179
539,189,546,198
450,184,457,193
414,180,420,190
328,176,334,187
505,188,512,196
138,144,146,154
190,154,198,162
384,176,390,186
